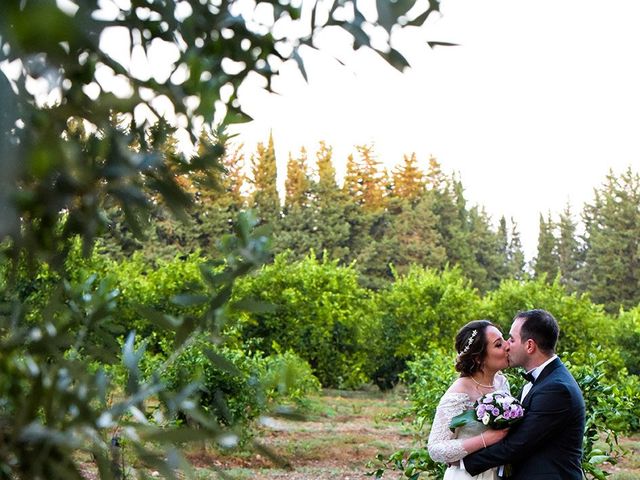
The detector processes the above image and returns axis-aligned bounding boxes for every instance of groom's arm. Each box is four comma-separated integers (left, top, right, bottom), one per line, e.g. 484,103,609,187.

464,383,574,476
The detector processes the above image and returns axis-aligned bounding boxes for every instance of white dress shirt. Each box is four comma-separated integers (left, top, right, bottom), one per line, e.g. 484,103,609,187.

520,355,558,401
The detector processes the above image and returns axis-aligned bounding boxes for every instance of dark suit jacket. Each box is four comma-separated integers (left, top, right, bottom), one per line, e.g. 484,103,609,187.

464,357,585,479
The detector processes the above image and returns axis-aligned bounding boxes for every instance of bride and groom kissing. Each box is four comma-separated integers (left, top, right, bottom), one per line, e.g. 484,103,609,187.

427,309,586,479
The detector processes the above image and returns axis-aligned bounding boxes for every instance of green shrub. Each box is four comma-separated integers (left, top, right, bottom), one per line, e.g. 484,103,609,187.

481,277,624,372
161,338,265,427
92,252,207,351
160,335,321,429
614,307,640,376
372,266,481,389
401,348,457,430
565,352,640,478
260,349,322,404
231,252,376,388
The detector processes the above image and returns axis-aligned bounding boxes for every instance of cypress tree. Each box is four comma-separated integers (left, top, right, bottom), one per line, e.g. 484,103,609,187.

467,206,507,292
495,215,511,281
556,203,581,292
186,136,247,254
343,153,360,200
533,212,559,280
507,218,527,280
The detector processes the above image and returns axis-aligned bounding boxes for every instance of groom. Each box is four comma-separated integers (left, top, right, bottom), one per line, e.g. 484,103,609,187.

463,309,585,479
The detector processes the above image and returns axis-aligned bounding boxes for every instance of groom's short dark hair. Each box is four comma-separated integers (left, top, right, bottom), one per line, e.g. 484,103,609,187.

514,309,559,354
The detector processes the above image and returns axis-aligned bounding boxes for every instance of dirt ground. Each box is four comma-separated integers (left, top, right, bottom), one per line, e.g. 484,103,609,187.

80,390,640,479
187,390,414,479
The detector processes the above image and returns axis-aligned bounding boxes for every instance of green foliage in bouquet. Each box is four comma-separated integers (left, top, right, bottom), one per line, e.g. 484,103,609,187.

231,252,376,388
372,266,481,389
449,391,524,431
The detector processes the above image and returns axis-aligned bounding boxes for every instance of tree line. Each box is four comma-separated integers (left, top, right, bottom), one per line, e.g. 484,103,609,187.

102,132,640,313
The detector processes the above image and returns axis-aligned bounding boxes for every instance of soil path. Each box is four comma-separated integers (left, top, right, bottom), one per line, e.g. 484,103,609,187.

187,390,415,479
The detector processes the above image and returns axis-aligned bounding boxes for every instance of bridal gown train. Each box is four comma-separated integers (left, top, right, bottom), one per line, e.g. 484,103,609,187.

427,376,510,480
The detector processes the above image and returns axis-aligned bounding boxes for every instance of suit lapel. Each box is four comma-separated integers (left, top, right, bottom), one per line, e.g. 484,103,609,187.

534,357,562,384
521,357,563,408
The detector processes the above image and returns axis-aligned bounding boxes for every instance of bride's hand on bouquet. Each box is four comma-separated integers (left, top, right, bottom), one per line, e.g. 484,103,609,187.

482,428,509,446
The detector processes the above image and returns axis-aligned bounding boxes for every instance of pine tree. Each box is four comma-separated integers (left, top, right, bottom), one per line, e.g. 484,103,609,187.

391,152,426,202
342,145,386,212
250,132,280,225
425,155,446,192
430,172,476,276
343,153,360,199
533,212,559,280
356,193,446,287
184,136,247,253
581,168,640,311
274,148,317,258
308,142,354,261
316,141,339,197
284,148,311,209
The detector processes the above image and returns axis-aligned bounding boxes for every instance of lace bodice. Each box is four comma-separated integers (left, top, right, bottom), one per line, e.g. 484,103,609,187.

427,375,510,464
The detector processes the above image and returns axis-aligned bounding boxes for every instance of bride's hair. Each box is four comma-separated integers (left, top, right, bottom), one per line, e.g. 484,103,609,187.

454,320,494,376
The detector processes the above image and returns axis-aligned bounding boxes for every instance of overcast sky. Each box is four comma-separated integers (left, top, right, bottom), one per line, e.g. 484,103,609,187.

231,0,640,259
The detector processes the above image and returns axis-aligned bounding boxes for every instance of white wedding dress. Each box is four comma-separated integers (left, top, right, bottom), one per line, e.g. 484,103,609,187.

427,375,510,480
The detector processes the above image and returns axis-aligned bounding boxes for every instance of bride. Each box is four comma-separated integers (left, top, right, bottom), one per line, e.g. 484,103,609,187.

427,320,511,480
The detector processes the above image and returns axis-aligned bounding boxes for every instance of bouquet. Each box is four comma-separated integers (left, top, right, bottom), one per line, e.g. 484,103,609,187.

450,391,524,431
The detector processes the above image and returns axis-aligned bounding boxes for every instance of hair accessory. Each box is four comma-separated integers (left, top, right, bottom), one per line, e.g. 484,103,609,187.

458,329,478,356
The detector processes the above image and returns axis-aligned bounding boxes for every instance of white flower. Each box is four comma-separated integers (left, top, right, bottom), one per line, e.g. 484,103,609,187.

482,413,490,425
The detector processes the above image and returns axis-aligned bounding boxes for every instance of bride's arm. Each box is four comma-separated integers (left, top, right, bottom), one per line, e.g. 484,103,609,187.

427,394,507,464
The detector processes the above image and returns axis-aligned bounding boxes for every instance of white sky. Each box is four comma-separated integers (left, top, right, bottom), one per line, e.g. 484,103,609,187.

231,0,640,260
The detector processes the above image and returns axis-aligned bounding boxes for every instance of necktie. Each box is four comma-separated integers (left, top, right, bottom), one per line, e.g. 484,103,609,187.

520,371,535,383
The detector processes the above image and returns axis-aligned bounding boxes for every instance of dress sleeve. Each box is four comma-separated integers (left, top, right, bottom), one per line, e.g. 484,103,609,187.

427,393,470,463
